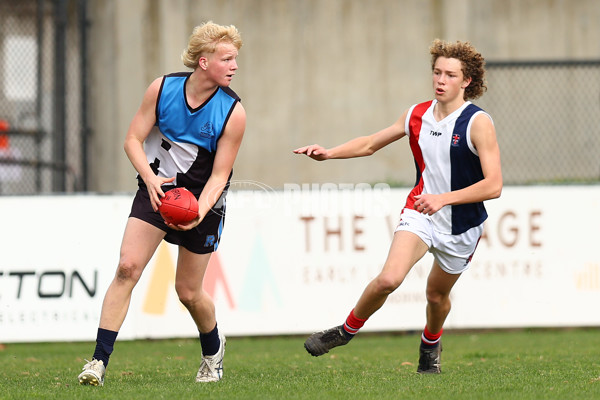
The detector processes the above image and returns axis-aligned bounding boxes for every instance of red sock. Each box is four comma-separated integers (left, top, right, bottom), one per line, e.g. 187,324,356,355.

343,309,367,336
421,325,443,347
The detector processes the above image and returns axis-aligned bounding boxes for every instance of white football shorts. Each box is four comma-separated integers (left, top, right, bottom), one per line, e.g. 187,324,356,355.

394,208,483,274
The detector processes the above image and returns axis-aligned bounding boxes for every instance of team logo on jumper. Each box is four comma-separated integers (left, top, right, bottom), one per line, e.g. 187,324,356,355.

200,122,214,138
452,133,461,146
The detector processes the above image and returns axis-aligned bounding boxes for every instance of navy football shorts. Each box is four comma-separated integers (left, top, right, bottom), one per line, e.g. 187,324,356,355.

129,187,226,254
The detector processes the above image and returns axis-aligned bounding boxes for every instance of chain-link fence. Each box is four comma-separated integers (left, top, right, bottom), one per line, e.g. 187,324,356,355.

478,60,600,185
0,0,87,195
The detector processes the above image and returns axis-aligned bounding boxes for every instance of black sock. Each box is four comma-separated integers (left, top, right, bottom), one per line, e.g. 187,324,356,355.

92,328,118,367
199,324,220,356
341,329,355,341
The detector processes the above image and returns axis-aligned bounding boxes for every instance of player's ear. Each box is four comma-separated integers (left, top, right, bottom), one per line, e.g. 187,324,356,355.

461,77,472,89
199,57,208,71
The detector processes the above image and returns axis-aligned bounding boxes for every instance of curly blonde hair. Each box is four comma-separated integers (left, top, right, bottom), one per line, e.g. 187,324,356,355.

429,39,487,100
181,21,243,69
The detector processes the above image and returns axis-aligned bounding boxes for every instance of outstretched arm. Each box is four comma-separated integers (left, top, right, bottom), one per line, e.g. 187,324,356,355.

293,109,409,161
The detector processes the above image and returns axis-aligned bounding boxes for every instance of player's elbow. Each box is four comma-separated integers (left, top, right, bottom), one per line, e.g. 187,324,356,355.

123,135,137,156
490,188,502,200
489,180,503,199
363,147,376,157
362,141,379,156
358,136,378,157
211,169,233,184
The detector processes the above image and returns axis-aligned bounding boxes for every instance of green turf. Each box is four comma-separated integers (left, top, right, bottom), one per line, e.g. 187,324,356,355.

1,329,599,399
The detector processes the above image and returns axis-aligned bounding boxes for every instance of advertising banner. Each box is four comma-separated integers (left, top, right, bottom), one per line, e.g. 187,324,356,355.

1,186,599,342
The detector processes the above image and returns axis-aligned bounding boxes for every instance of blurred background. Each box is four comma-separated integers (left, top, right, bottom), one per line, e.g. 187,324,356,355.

1,0,600,343
1,0,599,195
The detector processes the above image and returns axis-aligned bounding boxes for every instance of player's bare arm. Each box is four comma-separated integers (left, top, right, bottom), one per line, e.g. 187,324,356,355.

196,102,246,221
415,113,502,215
294,110,408,160
167,103,245,232
124,77,175,211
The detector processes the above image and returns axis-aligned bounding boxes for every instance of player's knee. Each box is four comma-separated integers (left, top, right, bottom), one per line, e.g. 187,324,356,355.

425,289,449,307
176,291,194,307
373,273,403,294
175,284,199,307
116,258,143,283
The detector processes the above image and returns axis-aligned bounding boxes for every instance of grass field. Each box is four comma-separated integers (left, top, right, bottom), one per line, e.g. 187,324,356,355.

1,328,600,399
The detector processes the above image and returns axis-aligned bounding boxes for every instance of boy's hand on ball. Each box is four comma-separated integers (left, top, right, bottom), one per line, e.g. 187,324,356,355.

147,176,176,211
165,215,201,231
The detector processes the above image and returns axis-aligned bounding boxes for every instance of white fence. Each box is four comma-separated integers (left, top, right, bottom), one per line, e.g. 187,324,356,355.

1,186,599,342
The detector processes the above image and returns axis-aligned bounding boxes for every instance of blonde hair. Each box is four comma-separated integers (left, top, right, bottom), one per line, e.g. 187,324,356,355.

181,21,243,69
429,39,487,100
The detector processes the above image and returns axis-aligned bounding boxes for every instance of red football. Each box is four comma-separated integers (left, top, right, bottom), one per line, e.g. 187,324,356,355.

158,187,199,225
